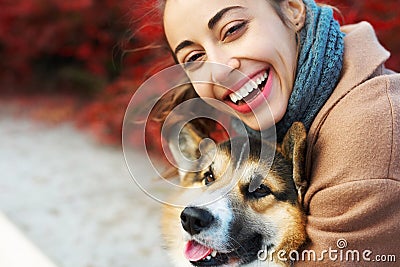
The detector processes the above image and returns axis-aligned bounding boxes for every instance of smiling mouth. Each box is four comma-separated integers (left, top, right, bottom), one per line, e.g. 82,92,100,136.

227,69,270,105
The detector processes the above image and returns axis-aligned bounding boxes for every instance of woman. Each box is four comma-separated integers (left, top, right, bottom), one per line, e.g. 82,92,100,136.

151,0,399,265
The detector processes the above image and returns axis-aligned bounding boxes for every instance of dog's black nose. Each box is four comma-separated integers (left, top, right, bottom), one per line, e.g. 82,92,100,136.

180,207,214,236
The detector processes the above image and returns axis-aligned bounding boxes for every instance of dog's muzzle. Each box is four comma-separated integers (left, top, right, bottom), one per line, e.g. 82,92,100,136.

179,206,262,266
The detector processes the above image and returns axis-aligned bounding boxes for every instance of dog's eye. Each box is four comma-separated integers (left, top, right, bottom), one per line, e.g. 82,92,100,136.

252,184,272,198
202,171,215,186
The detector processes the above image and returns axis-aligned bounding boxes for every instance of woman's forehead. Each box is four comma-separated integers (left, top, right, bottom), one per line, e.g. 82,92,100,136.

163,0,250,42
163,0,248,24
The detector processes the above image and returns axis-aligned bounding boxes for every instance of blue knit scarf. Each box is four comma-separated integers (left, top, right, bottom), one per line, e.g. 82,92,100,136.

240,0,344,142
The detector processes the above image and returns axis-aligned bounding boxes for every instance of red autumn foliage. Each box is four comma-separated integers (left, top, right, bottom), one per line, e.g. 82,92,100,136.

1,0,399,148
329,0,400,71
0,0,136,94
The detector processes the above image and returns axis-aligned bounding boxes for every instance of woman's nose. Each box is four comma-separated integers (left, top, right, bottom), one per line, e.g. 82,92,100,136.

209,53,240,84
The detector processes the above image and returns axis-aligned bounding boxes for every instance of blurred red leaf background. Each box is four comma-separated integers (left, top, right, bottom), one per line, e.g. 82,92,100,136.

1,0,399,147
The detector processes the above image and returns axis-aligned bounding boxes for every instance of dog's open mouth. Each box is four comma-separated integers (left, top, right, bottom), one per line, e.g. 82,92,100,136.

185,240,232,266
184,237,262,266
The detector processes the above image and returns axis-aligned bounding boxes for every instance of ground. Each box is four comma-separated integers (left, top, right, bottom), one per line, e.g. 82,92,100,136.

0,111,172,267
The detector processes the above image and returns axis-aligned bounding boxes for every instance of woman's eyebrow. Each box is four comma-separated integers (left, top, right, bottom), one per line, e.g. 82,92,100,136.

208,6,244,30
174,40,194,55
174,6,244,56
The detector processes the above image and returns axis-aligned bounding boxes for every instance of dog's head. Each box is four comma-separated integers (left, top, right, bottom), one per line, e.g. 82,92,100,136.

162,122,307,267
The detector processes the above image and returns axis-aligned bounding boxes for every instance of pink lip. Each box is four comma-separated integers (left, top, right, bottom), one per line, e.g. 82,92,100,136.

224,69,273,114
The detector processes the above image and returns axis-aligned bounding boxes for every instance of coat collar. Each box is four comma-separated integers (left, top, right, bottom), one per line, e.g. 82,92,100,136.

306,21,391,175
308,21,390,136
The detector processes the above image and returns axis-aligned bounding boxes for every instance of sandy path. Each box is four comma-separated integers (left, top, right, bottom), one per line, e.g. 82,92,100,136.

0,115,172,267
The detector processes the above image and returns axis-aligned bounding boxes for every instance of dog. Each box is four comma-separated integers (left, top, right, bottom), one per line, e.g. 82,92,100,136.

162,122,307,267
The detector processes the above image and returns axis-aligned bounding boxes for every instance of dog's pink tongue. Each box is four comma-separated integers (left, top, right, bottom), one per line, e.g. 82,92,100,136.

184,240,212,261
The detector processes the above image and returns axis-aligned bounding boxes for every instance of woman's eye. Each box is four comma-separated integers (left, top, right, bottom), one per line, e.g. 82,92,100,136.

251,184,272,199
183,53,205,70
187,53,204,63
222,21,248,41
202,171,215,186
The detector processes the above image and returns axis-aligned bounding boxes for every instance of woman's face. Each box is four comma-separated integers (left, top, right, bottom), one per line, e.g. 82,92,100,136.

163,0,305,131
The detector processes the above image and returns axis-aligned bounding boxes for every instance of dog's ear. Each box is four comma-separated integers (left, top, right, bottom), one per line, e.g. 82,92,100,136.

280,122,307,203
168,122,203,160
166,122,212,180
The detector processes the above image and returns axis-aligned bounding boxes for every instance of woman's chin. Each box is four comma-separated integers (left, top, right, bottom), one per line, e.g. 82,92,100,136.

242,109,280,132
242,118,275,132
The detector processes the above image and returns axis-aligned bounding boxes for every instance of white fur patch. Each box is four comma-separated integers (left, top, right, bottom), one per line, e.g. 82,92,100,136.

189,194,233,251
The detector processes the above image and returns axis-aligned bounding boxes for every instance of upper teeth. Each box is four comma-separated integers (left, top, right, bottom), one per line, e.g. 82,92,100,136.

204,251,217,261
229,71,268,103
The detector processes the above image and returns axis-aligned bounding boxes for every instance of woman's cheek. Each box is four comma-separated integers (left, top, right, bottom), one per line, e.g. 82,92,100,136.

192,83,208,98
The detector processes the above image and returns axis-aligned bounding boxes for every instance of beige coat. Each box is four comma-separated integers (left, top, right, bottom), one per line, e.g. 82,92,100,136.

297,22,400,266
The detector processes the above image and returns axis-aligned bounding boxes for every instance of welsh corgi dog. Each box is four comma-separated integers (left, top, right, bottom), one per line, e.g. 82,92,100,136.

162,122,307,267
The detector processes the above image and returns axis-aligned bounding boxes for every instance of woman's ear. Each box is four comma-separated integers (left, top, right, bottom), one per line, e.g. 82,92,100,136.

282,0,306,31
